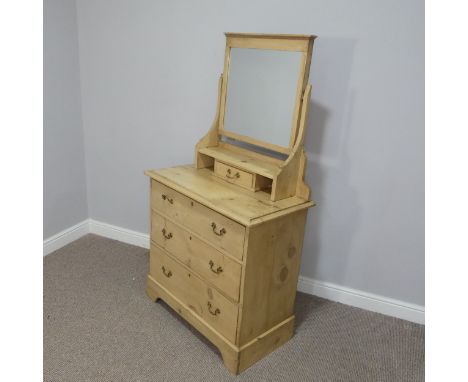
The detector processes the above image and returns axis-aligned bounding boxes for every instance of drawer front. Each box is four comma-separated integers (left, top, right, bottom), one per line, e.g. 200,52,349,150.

150,244,238,343
214,161,254,190
151,180,245,260
152,211,242,301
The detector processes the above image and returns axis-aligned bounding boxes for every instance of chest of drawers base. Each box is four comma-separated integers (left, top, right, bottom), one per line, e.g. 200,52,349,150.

145,169,311,374
146,275,295,374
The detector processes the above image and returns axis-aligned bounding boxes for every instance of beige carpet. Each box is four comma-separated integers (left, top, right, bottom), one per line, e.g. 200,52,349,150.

44,234,424,381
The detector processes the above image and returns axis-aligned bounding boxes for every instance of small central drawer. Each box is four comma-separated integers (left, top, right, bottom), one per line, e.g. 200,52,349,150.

213,160,273,192
149,244,239,343
151,180,245,260
214,161,254,190
152,211,242,301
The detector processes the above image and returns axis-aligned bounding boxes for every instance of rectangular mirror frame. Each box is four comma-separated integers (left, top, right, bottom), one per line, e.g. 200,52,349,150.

218,33,316,155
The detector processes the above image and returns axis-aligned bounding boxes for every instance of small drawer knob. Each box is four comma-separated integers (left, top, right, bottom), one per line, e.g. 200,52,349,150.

209,260,223,274
207,301,220,316
225,168,240,179
161,266,172,278
211,222,226,236
161,228,173,239
161,194,173,204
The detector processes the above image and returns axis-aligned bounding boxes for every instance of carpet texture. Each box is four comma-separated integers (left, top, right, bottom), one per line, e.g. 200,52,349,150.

44,234,424,381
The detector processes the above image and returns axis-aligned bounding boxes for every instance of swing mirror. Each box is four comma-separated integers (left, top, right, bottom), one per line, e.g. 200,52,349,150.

219,33,316,154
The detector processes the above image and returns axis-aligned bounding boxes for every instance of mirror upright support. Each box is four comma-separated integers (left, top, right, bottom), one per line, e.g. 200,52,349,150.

195,74,223,169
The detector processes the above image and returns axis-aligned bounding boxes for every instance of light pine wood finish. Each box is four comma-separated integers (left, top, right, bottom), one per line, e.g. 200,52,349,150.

146,169,312,374
237,209,307,345
194,74,223,169
218,33,316,154
149,244,239,343
273,84,313,201
146,275,295,374
146,168,314,226
200,145,281,178
152,211,242,301
195,33,316,201
237,316,295,373
145,33,316,374
151,180,246,260
214,160,255,190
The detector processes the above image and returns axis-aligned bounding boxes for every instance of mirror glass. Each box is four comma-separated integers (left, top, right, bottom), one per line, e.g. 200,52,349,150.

223,48,302,148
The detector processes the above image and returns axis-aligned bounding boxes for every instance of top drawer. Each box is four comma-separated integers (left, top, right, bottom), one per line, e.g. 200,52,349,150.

151,180,246,260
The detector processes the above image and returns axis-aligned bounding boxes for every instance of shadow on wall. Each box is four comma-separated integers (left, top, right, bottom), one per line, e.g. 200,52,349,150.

300,37,359,287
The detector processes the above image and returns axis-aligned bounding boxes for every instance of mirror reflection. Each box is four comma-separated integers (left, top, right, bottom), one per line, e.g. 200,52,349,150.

223,48,302,148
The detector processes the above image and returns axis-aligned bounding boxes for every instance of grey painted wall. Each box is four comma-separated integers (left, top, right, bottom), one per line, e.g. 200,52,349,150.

44,0,88,238
76,0,424,306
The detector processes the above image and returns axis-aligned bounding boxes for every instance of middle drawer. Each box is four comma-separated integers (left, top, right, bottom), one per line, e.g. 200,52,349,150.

151,211,242,302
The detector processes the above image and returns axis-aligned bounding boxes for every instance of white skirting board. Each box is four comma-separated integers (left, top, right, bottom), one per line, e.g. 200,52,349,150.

43,219,90,256
296,276,424,324
43,219,424,324
88,220,150,249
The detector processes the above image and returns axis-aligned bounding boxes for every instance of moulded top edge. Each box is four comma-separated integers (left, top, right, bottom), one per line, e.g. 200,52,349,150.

224,32,317,40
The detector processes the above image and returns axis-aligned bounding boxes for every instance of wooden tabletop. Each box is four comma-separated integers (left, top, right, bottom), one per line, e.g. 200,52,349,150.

145,165,314,226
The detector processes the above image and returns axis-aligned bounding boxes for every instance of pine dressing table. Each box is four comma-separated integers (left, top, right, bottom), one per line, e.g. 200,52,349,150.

145,33,317,374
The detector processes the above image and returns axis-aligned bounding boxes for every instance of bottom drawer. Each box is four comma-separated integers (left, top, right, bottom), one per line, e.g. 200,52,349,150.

149,244,239,343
